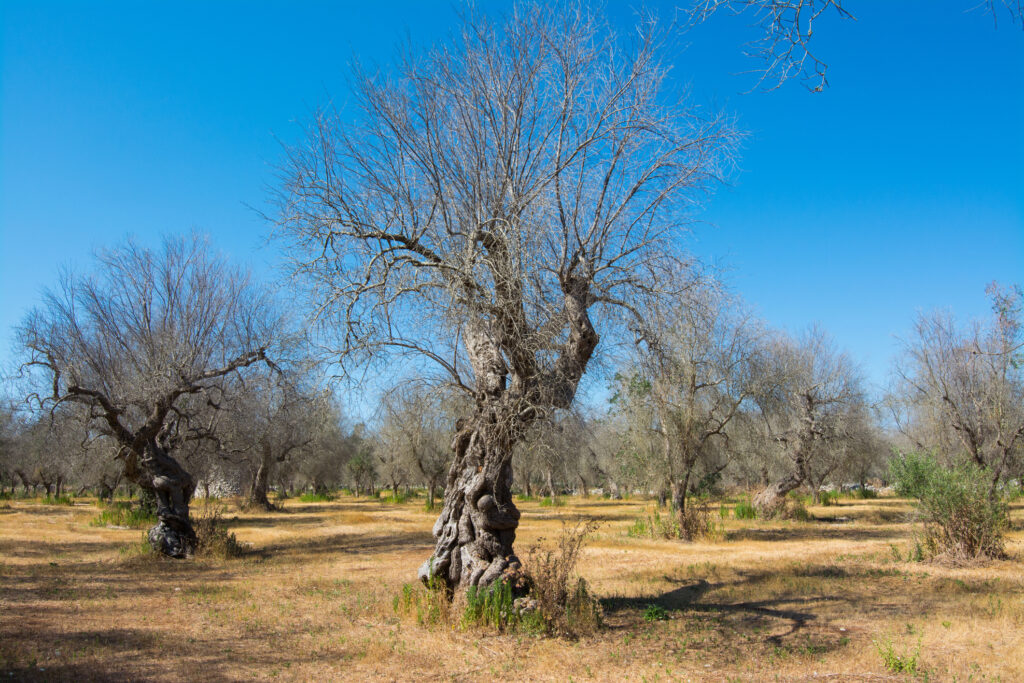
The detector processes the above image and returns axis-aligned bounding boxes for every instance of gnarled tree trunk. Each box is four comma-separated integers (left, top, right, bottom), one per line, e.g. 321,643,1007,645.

418,415,522,593
127,440,197,558
752,472,802,519
248,448,274,511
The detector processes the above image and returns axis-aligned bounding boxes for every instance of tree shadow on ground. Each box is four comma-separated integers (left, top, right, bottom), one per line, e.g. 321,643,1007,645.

601,571,852,645
256,528,434,562
726,524,903,543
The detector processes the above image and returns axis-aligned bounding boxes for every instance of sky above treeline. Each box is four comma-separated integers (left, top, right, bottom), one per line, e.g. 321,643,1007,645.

1,1,1022,411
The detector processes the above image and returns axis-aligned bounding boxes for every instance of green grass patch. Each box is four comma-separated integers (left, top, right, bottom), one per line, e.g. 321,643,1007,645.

90,501,158,529
298,491,335,503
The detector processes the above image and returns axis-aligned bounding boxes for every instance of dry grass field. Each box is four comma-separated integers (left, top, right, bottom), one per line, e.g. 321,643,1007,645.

1,494,1022,682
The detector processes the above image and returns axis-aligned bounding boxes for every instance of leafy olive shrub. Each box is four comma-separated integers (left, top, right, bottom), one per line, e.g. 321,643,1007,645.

890,452,1007,561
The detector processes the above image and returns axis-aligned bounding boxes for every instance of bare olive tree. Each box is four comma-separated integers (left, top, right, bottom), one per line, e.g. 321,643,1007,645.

213,363,332,510
17,234,279,557
893,283,1024,495
274,4,736,591
379,385,468,509
619,279,763,529
751,325,865,516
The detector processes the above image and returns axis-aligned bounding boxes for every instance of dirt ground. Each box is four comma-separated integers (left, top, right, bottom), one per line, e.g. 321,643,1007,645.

1,493,1022,682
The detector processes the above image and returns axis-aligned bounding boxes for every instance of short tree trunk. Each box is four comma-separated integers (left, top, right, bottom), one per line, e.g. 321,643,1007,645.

419,419,522,593
130,441,197,558
753,474,801,519
248,457,274,511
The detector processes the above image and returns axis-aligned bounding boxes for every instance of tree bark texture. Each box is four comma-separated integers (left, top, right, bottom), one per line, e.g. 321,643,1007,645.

126,440,197,558
418,415,522,593
248,453,273,511
752,473,802,519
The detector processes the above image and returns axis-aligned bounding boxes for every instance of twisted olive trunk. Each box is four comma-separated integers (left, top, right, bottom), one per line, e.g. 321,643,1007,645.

752,472,802,519
418,415,522,593
127,440,197,558
248,448,274,511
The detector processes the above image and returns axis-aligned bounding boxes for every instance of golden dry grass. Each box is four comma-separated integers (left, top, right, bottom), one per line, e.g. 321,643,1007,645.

1,494,1022,682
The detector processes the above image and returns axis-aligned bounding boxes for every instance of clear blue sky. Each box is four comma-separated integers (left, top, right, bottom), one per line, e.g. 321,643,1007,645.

2,1,1022,403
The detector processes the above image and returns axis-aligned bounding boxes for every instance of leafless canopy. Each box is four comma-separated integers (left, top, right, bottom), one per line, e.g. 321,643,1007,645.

275,3,737,410
893,283,1024,491
275,2,737,591
686,0,1022,92
686,0,854,91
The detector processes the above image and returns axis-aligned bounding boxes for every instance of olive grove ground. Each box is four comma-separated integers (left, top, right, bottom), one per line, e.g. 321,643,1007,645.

1,494,1022,681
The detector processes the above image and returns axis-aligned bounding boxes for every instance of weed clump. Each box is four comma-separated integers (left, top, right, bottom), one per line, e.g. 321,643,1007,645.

628,498,723,541
643,604,669,622
890,452,1007,562
191,505,247,559
779,493,813,522
732,497,757,520
524,519,603,636
874,635,921,674
393,577,451,627
379,490,409,504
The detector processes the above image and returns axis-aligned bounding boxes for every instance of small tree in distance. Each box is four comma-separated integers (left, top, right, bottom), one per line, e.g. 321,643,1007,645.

17,234,280,557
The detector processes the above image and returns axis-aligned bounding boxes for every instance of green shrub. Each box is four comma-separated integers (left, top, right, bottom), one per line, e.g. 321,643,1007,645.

643,604,669,622
463,579,516,630
298,491,335,503
379,490,408,504
43,494,74,506
733,497,757,520
538,496,565,507
890,452,1007,561
856,487,878,500
90,501,158,529
784,495,813,522
819,490,838,506
626,506,680,539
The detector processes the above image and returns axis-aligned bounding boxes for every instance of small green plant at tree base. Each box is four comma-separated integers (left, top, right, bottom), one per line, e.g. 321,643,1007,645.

643,604,669,622
538,496,565,508
394,580,451,627
890,452,1008,561
857,487,878,499
463,579,521,631
298,491,335,503
42,494,74,506
782,493,813,522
